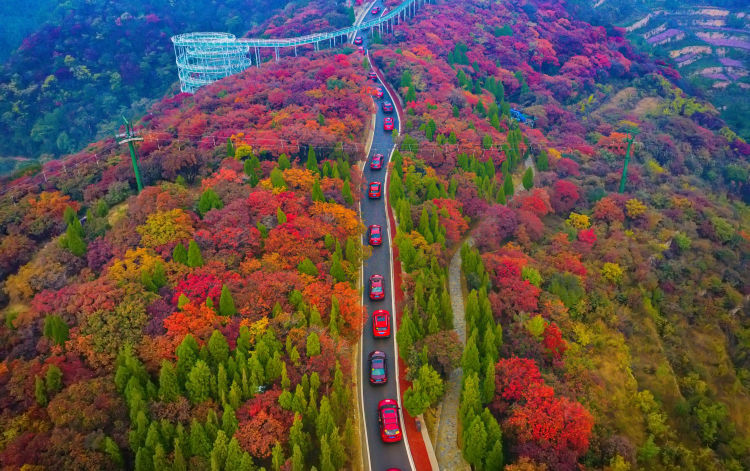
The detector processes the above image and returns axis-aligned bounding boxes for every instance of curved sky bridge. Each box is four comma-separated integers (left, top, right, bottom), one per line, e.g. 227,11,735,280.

171,0,430,93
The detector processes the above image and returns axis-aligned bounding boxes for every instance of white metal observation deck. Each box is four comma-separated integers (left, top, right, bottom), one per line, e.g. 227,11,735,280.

171,0,430,93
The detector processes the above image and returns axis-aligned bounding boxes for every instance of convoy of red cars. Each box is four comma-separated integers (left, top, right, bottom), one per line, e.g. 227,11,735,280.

362,57,402,447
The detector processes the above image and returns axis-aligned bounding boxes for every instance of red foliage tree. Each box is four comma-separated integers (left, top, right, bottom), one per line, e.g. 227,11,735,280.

551,180,579,214
542,323,567,359
593,196,624,223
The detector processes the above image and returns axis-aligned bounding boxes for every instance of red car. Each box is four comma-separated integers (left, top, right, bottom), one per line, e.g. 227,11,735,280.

370,153,384,170
368,224,382,246
354,36,363,46
369,350,388,384
371,6,380,15
374,87,384,99
383,117,394,131
368,181,382,199
358,46,365,55
382,101,394,113
368,71,378,81
372,309,391,337
369,274,385,300
378,399,402,443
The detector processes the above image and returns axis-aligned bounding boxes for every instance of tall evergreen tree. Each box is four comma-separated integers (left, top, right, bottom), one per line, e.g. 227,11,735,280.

226,137,235,157
43,314,69,346
503,173,514,198
172,243,188,264
60,206,86,256
45,364,63,394
522,166,534,190
306,147,319,173
341,178,354,205
35,376,47,406
219,285,236,316
187,240,203,267
158,360,180,402
186,360,211,404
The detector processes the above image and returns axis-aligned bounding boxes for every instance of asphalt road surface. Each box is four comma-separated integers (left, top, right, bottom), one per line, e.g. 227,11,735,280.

356,4,412,470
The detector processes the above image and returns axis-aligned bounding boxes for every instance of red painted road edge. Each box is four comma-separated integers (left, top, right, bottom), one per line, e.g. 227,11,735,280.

373,58,433,471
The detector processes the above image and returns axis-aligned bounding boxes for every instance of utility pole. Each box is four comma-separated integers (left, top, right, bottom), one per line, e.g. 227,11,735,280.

116,116,144,193
618,133,637,194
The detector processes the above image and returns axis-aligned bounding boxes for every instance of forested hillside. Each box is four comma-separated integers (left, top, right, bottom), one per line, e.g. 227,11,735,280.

0,0,355,173
565,0,750,141
369,0,749,468
0,49,371,469
0,0,748,469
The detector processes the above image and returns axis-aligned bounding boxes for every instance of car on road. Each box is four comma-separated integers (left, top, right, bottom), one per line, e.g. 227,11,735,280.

371,6,380,15
370,153,384,170
374,87,384,99
369,274,385,300
372,309,391,337
378,399,403,443
358,46,365,54
368,181,382,199
383,117,394,131
368,224,382,246
368,350,388,384
354,36,363,46
368,71,378,81
382,101,394,113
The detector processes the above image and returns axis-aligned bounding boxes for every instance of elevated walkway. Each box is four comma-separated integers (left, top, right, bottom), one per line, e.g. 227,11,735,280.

171,0,430,93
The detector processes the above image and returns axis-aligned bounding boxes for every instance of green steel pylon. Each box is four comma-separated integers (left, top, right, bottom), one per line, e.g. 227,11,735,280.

116,116,144,193
618,132,637,194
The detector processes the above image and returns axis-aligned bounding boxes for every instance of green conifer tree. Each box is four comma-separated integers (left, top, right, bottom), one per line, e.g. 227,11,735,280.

219,285,236,316
186,360,211,404
172,243,188,264
60,206,87,256
187,240,203,267
276,207,287,224
43,314,69,346
307,147,319,173
35,376,47,406
226,138,235,157
45,364,63,394
158,360,180,402
341,178,354,205
503,173,514,198
306,332,321,357
522,166,534,190
198,188,223,217
278,154,291,170
311,178,325,202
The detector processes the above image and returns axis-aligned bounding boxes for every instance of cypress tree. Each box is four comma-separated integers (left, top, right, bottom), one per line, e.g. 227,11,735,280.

222,405,238,437
226,137,235,157
186,360,211,404
35,376,47,406
276,207,287,224
43,314,69,346
271,441,285,471
311,179,325,202
134,447,153,471
462,334,481,376
158,360,180,402
189,420,210,457
219,285,236,316
225,437,245,471
210,431,228,471
522,167,534,190
306,147,319,173
60,206,86,256
45,364,63,394
462,415,487,468
278,154,291,170
270,167,286,189
197,188,223,217
329,253,347,283
306,332,321,357
187,240,203,267
208,330,230,366
341,178,353,205
309,306,323,327
503,173,514,198
172,243,188,264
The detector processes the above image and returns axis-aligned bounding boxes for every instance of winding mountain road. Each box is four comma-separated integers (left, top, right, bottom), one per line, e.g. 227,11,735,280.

356,6,414,470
